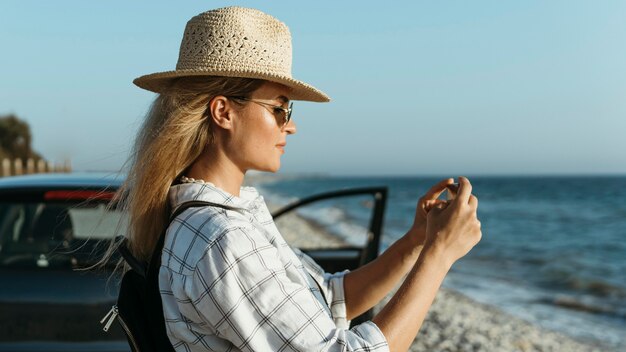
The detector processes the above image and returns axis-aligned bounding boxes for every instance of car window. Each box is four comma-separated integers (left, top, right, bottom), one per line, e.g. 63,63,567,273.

68,204,127,239
0,201,126,268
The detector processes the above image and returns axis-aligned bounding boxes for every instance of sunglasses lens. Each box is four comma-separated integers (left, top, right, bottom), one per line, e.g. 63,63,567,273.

285,103,293,127
276,104,292,128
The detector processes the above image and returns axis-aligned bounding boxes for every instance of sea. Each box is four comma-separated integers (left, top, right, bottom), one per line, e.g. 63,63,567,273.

257,175,626,350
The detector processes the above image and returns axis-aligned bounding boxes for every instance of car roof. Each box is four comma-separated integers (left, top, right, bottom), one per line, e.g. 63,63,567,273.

0,172,124,192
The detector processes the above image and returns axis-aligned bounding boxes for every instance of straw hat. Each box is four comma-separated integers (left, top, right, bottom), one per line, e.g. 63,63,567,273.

133,7,330,102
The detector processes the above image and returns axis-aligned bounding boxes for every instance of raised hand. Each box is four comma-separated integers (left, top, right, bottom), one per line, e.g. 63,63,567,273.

424,176,482,267
408,178,455,247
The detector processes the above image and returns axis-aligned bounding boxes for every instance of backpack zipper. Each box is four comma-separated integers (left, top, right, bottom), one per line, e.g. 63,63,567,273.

100,305,141,352
100,305,119,332
117,314,141,352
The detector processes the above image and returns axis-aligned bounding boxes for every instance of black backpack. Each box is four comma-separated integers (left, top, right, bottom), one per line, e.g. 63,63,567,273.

101,200,235,352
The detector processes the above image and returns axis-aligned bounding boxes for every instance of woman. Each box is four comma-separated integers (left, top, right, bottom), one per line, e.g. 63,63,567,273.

122,6,481,352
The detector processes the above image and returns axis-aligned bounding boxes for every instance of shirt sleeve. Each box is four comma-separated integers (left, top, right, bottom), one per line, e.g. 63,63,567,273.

186,224,389,352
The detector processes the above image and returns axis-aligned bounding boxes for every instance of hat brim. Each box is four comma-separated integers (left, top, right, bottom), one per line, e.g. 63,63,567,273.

133,69,330,102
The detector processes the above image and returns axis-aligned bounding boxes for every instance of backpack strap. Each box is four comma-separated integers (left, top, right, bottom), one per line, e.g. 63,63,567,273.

117,237,147,277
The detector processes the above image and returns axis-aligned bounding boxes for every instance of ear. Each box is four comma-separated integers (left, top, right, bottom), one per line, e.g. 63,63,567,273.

208,96,236,130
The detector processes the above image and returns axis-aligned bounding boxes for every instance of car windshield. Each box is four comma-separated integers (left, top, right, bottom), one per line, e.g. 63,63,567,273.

0,200,126,268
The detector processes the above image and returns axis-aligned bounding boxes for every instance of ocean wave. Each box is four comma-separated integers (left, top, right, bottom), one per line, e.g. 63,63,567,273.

565,277,626,299
537,295,626,320
540,263,626,299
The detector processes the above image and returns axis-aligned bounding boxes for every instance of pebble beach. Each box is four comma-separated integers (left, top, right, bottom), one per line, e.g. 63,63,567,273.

249,175,612,352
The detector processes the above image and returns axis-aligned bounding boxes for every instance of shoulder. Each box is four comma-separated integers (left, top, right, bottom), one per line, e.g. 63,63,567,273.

162,204,255,275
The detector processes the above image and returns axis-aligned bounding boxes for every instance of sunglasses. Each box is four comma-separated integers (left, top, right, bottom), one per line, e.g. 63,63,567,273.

229,96,293,129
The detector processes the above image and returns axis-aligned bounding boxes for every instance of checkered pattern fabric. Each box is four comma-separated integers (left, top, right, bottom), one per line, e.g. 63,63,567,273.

160,183,389,351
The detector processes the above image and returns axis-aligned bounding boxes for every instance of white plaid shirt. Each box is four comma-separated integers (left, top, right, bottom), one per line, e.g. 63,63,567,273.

160,183,389,351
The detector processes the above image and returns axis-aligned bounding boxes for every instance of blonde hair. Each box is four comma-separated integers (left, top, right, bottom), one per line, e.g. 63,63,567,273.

109,76,263,265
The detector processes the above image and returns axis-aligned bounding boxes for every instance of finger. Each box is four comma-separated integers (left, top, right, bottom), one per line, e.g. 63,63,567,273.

454,176,472,204
469,194,478,208
427,204,444,218
434,201,450,210
423,178,454,201
423,199,449,212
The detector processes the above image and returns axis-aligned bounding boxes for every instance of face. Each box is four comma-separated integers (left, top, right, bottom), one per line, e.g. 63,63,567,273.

228,81,296,173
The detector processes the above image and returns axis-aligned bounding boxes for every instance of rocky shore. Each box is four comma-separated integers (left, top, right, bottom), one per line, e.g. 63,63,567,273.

379,288,608,352
249,175,611,352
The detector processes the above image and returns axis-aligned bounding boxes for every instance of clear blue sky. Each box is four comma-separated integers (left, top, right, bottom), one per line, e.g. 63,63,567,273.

2,1,625,176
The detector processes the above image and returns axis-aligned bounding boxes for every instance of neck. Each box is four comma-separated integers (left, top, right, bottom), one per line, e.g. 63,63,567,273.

186,147,245,197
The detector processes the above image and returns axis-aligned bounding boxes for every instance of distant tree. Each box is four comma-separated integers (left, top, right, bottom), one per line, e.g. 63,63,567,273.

0,114,43,161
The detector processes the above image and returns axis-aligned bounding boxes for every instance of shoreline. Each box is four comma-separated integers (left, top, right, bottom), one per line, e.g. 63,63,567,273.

247,174,612,351
264,199,349,250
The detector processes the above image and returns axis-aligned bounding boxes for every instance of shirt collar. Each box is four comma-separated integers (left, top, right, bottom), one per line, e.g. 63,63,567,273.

168,182,264,214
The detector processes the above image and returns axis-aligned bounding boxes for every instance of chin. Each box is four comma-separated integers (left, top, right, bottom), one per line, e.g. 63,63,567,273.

268,163,281,173
255,161,281,173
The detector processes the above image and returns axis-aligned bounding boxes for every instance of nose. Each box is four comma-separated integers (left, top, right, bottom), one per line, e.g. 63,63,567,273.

283,119,296,135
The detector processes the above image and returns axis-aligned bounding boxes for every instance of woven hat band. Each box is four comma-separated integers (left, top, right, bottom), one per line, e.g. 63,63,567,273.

176,8,292,77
